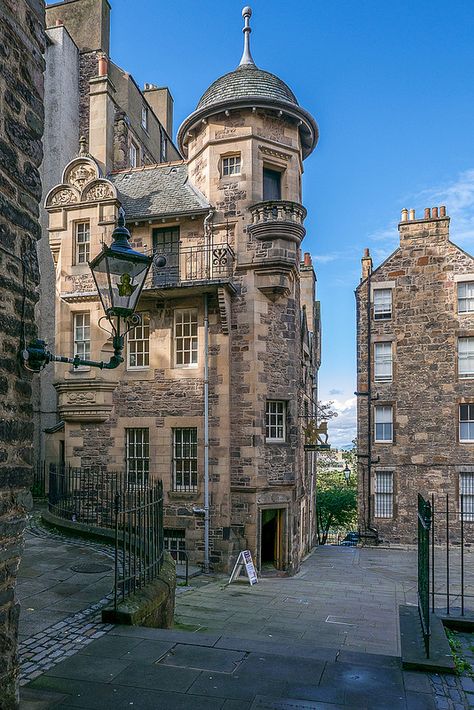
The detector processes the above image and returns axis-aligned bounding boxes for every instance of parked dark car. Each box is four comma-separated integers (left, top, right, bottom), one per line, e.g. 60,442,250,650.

340,531,359,547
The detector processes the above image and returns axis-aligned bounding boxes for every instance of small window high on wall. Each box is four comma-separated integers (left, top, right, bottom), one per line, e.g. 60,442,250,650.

263,168,281,200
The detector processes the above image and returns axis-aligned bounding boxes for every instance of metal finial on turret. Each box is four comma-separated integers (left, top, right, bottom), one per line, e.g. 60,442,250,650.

239,6,255,67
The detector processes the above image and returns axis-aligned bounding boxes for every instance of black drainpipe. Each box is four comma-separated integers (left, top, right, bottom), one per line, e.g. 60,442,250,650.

366,270,378,540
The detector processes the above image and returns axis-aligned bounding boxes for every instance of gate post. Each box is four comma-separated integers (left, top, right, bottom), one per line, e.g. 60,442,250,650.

417,493,432,657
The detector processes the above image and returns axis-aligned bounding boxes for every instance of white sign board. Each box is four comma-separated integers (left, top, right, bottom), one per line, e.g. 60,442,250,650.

228,550,258,586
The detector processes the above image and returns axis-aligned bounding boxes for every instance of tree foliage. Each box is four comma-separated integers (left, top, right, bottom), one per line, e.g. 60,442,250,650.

316,442,357,545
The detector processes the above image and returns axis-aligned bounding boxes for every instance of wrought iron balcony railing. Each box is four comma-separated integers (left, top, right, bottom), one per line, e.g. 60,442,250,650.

149,243,234,288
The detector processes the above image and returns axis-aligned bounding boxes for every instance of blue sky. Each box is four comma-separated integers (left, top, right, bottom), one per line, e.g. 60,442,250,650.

108,0,474,447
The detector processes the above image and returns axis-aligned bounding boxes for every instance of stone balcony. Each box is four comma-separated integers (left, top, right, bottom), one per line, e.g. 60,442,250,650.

247,200,307,244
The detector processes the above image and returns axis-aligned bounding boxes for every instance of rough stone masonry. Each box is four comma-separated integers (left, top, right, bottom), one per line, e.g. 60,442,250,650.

0,0,45,706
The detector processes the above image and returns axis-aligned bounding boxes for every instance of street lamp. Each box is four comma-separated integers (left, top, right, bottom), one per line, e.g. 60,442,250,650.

23,209,161,372
343,464,351,484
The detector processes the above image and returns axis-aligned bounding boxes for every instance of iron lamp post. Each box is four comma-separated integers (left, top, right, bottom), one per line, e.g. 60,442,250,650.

343,464,351,484
23,209,161,372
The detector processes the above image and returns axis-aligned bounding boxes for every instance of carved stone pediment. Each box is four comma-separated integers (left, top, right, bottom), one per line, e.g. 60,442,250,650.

63,157,100,190
81,179,116,202
46,185,80,208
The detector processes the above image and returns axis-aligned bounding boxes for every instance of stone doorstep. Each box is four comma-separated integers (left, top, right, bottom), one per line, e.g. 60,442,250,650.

399,605,455,673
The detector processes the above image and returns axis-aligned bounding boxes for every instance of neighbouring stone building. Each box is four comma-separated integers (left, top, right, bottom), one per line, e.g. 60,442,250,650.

35,0,179,460
43,6,321,574
0,0,45,705
356,206,474,543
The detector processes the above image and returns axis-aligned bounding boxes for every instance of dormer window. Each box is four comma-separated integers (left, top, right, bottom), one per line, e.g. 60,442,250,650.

222,155,241,176
141,106,148,131
129,140,139,168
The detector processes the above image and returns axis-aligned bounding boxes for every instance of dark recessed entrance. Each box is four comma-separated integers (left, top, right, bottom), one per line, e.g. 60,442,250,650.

260,508,284,570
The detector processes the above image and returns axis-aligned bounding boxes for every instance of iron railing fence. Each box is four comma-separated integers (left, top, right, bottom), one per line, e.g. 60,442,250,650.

417,493,432,657
32,461,47,498
113,480,164,609
150,243,234,288
46,464,165,607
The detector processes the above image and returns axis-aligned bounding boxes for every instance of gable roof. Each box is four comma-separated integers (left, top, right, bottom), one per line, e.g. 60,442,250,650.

109,163,210,221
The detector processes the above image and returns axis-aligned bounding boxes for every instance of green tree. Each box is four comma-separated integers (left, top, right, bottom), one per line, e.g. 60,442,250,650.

316,444,358,545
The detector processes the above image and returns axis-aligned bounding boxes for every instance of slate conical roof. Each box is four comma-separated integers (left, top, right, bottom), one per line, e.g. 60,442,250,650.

177,7,318,159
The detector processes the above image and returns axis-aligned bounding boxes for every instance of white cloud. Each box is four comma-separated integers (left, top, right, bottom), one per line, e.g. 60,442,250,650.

323,397,357,449
415,169,474,245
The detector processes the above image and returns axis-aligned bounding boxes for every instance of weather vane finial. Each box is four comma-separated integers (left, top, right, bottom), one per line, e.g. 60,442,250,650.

239,6,255,67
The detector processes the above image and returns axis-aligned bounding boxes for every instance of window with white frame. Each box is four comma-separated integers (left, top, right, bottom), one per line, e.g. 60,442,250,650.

266,400,286,442
460,472,474,521
373,288,392,320
75,221,90,264
374,405,393,442
125,428,149,486
222,155,241,176
164,528,186,562
375,471,393,518
374,342,392,382
73,312,90,362
127,314,150,368
141,106,148,131
458,337,474,378
458,282,474,313
172,428,197,491
129,140,139,168
460,404,474,442
174,309,198,366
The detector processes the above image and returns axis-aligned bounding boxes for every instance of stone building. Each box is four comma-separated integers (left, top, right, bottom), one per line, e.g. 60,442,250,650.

35,0,179,459
356,206,474,543
43,7,320,574
0,0,45,705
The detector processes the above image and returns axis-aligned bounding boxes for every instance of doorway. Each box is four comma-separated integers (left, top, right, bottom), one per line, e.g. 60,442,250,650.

260,508,285,570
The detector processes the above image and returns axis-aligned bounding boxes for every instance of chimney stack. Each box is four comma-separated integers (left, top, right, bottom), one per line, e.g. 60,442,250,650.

361,247,372,280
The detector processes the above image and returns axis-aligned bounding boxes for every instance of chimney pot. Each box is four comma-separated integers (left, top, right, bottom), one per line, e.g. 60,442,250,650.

363,248,370,258
98,55,108,77
401,208,408,222
440,205,446,217
424,208,431,219
432,206,439,218
55,19,63,25
303,252,312,267
409,209,415,220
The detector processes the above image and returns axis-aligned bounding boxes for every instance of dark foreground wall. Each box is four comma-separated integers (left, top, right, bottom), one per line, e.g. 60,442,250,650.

0,1,45,706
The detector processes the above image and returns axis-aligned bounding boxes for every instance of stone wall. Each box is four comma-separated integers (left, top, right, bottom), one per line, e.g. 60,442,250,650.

0,0,45,705
357,209,474,543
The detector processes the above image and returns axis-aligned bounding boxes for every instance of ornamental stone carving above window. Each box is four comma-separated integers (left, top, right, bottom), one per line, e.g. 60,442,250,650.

82,181,115,201
49,188,79,206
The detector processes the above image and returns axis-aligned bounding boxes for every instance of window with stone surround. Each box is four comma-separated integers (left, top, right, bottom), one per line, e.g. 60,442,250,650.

129,140,139,168
127,314,150,369
75,221,90,264
73,312,90,365
375,471,393,518
174,309,198,366
460,472,474,522
374,342,392,382
374,405,393,442
172,428,198,491
458,282,474,313
458,337,474,378
141,106,148,131
222,155,241,177
460,404,474,442
125,428,149,486
263,167,282,200
373,288,392,320
266,400,286,442
164,528,186,562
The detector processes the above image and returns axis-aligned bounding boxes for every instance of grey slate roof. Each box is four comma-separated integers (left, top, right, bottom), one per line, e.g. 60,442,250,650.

109,163,210,220
197,64,298,111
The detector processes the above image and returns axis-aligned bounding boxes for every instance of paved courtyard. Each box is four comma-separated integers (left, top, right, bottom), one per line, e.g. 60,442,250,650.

17,520,474,708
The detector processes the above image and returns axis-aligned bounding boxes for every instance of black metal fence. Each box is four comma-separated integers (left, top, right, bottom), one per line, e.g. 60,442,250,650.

417,493,432,657
113,480,164,610
32,462,47,498
430,493,472,617
46,465,165,606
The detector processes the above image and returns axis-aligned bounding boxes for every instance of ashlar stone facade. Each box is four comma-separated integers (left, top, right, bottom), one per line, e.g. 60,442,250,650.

44,8,320,574
356,207,474,543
